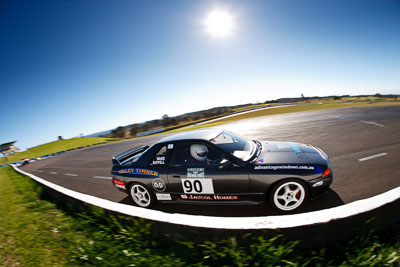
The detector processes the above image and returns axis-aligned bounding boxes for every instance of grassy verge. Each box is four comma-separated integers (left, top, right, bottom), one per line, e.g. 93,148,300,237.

4,137,115,163
0,167,77,266
0,166,185,266
1,166,400,266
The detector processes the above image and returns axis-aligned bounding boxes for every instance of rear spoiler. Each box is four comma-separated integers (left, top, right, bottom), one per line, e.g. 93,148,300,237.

112,145,149,166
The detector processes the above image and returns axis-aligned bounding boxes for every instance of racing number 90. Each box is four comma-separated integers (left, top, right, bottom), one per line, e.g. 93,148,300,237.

183,179,203,193
181,178,214,194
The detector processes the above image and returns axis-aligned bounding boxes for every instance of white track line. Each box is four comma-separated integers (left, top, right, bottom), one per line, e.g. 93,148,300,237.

65,173,78,177
11,165,400,230
49,172,58,174
358,153,388,162
93,176,112,180
360,120,384,127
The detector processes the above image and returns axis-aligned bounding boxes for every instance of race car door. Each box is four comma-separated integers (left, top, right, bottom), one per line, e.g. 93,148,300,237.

167,142,250,196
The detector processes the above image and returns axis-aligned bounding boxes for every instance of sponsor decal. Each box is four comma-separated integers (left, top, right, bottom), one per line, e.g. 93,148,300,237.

289,142,306,159
254,165,315,170
113,179,126,189
152,156,165,165
183,195,213,200
180,194,238,201
289,142,302,153
168,144,174,149
187,168,205,178
152,178,166,192
181,178,214,194
213,195,239,200
315,165,323,174
156,193,172,200
118,168,159,177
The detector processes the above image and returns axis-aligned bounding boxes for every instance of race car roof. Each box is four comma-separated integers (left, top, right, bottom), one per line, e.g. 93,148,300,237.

158,128,223,143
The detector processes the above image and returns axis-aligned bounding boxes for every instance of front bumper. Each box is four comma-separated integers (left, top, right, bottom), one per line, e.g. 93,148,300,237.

308,176,333,199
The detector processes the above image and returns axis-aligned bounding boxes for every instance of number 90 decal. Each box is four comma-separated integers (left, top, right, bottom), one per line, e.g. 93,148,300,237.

181,178,214,194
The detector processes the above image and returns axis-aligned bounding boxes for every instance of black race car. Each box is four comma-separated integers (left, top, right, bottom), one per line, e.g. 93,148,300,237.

111,129,332,212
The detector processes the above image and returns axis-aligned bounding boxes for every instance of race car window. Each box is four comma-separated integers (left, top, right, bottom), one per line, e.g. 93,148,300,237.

170,143,224,166
149,145,170,166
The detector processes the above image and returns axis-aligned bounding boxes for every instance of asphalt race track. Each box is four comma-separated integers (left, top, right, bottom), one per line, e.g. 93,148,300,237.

20,105,400,216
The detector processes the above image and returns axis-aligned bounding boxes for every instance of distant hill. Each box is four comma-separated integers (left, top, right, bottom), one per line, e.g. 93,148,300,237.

84,130,112,137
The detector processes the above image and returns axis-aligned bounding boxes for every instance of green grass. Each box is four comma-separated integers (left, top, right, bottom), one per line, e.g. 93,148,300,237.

1,166,400,266
4,137,115,164
0,167,78,266
0,166,185,266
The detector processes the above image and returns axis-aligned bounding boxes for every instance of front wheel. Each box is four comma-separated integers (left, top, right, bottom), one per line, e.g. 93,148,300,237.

129,183,155,208
269,180,308,212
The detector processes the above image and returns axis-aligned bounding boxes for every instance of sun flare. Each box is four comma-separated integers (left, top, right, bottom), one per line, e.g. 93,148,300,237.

204,9,234,38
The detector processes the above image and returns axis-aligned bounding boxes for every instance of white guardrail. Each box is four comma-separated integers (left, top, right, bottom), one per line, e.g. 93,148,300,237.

12,165,400,230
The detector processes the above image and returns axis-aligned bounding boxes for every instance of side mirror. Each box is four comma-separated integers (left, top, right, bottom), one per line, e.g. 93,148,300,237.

218,158,232,171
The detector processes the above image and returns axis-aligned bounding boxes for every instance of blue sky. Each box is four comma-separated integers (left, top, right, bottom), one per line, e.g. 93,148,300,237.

1,0,399,150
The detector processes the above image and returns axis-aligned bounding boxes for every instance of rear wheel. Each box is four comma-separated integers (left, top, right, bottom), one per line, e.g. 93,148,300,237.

129,183,155,208
269,180,307,211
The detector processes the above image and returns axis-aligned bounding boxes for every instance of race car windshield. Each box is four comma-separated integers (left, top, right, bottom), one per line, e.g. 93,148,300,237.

210,131,256,161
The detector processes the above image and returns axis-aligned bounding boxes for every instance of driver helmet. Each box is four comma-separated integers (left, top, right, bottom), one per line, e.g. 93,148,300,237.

190,144,208,162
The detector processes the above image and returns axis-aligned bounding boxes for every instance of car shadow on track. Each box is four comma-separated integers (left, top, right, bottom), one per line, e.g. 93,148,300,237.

119,189,344,217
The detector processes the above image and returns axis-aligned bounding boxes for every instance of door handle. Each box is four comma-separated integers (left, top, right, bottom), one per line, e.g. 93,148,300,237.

173,175,181,178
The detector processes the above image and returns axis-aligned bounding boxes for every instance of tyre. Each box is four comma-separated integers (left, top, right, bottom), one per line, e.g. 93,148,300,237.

129,183,155,208
269,179,308,211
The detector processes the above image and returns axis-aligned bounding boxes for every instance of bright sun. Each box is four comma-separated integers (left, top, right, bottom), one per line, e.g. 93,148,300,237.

204,9,234,38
